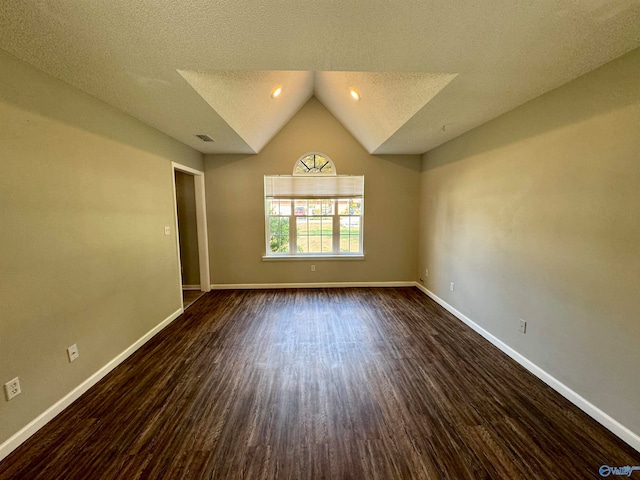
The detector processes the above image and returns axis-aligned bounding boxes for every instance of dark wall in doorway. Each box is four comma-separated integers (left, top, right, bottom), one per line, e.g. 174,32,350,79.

175,171,200,286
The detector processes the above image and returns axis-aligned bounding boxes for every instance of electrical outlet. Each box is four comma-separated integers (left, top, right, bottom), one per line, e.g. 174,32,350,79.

67,344,79,362
4,377,21,401
311,265,316,272
450,282,455,292
164,226,171,236
519,319,527,334
425,269,429,277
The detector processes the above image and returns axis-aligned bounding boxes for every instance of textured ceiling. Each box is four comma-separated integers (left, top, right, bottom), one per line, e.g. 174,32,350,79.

178,70,457,154
314,72,458,153
0,1,639,155
178,70,314,153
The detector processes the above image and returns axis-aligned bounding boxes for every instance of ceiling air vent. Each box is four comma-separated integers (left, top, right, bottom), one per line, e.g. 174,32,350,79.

195,134,215,142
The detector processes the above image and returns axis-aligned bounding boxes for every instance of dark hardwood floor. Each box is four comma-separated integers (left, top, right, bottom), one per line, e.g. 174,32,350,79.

1,288,637,479
183,289,205,310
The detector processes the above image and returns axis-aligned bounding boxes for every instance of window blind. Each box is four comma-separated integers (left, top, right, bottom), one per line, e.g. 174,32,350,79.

264,175,364,199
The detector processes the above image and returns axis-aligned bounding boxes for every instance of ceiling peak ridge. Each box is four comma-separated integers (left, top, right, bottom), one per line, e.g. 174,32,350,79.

179,69,458,154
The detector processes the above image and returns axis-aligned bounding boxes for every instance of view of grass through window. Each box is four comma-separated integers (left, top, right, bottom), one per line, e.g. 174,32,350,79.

267,198,362,255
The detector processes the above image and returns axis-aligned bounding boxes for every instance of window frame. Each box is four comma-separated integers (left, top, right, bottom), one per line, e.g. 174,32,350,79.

293,152,337,176
263,197,364,260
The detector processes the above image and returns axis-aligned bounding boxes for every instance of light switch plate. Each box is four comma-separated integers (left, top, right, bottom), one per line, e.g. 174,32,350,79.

519,319,527,334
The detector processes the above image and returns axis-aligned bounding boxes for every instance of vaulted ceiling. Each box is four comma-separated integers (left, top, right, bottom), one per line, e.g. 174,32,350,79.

1,1,639,155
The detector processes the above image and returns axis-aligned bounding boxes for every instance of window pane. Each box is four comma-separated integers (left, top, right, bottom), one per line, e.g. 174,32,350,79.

296,217,313,253
279,236,289,253
268,217,278,235
350,199,362,215
321,199,335,215
339,217,349,234
268,216,289,253
297,236,308,253
273,217,288,235
322,235,333,253
296,217,308,235
317,157,333,173
321,217,332,235
338,210,361,254
350,235,360,252
269,235,288,253
294,200,307,216
338,198,362,215
340,236,349,252
337,199,349,215
308,236,321,253
309,200,322,215
267,200,291,215
269,236,278,253
295,155,314,174
350,216,361,233
279,200,291,216
308,217,321,235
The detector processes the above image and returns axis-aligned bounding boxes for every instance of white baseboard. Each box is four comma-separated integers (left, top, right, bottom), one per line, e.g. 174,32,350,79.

182,285,201,291
210,281,415,290
0,307,184,462
413,282,640,453
4,284,637,460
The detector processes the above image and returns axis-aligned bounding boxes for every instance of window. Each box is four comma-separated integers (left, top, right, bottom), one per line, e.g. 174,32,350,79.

293,152,335,175
266,198,363,256
264,154,364,258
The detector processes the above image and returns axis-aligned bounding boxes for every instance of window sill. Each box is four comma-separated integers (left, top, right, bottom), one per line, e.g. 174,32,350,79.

262,254,365,261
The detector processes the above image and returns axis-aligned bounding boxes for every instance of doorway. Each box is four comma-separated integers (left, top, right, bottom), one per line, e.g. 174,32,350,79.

172,163,211,310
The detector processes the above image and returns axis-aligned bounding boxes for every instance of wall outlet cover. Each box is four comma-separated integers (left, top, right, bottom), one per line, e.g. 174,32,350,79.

4,377,21,401
67,344,80,362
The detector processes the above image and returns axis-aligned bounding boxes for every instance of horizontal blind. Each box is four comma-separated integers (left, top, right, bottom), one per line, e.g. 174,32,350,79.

264,175,364,199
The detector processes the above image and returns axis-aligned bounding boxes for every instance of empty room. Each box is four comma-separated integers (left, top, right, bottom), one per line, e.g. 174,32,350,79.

1,2,639,479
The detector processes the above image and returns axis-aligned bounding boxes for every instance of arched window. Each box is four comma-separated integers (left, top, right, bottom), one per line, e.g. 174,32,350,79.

293,152,336,175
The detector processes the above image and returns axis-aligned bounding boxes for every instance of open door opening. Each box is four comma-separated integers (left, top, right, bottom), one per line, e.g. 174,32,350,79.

172,163,211,310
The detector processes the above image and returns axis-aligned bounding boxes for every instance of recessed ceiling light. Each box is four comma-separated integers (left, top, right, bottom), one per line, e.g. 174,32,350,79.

271,85,283,98
349,88,361,101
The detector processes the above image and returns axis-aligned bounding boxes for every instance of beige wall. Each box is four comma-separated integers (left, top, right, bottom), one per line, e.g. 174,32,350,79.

205,97,420,285
419,48,640,435
175,171,200,286
0,49,203,446
4,32,636,455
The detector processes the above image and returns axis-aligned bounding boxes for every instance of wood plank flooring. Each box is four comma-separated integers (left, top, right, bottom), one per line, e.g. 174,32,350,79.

183,290,205,310
1,288,638,479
